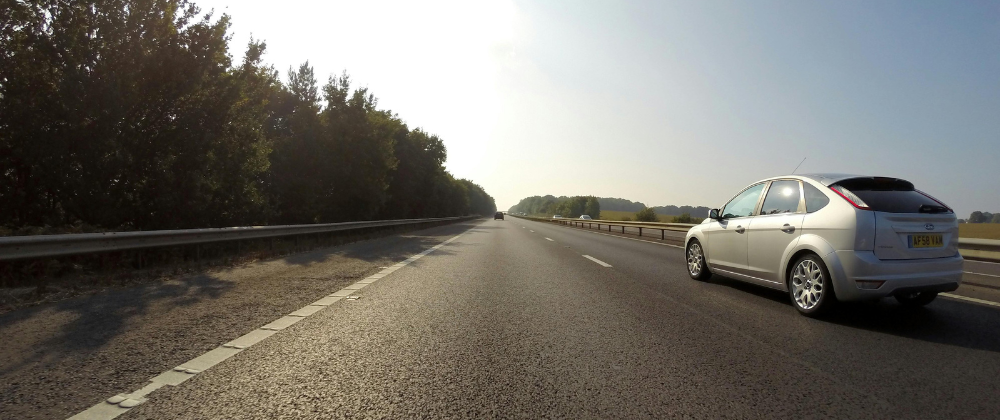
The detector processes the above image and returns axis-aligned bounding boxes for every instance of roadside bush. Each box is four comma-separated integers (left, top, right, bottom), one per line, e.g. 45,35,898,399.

634,208,658,222
672,213,695,223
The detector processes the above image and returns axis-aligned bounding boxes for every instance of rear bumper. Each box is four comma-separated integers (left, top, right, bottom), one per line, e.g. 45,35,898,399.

824,250,963,301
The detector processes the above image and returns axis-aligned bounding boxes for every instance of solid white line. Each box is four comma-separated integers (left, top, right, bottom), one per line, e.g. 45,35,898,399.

583,255,613,267
941,293,1000,308
964,271,1000,278
966,259,1000,266
545,238,554,242
68,233,465,420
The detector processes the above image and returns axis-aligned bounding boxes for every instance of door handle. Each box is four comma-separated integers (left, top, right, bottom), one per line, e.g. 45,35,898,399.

735,226,745,234
781,224,795,233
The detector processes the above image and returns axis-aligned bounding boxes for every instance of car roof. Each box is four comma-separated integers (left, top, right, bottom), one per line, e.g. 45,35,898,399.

754,173,907,187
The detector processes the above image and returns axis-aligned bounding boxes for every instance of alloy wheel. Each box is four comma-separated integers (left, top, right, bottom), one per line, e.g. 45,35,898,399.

687,243,704,277
791,259,825,310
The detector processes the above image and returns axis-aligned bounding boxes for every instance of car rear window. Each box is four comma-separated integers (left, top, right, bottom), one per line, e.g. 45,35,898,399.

832,178,950,214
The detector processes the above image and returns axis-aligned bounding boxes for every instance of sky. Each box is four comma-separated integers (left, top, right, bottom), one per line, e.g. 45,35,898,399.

195,0,1000,217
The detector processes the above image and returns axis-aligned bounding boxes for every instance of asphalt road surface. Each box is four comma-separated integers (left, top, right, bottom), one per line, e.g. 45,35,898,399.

7,218,1000,419
114,217,1000,419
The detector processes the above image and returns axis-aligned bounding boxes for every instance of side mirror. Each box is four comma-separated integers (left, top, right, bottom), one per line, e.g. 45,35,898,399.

709,209,721,220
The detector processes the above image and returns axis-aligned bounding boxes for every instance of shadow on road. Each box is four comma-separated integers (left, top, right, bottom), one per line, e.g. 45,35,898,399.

707,274,1000,354
0,274,235,378
279,221,478,266
823,300,1000,354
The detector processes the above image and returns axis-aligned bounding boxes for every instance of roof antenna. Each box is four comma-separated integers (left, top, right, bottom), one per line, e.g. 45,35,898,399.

791,157,806,174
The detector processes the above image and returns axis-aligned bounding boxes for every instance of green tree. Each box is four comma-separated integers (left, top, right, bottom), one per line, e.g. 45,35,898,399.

0,0,273,230
584,197,601,220
969,211,986,223
0,1,496,232
635,207,658,222
268,62,325,223
992,214,1000,224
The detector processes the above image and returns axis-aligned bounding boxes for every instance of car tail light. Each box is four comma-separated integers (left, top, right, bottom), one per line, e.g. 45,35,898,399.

856,280,885,290
916,189,953,212
830,185,871,210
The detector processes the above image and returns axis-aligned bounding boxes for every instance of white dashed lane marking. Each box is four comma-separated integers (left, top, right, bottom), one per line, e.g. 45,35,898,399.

965,271,1000,278
545,238,554,242
583,255,613,267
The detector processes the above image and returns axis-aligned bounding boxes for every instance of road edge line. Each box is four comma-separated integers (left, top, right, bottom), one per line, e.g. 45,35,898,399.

67,233,465,420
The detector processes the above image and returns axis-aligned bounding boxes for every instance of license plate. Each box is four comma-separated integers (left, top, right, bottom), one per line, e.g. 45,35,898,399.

909,234,943,248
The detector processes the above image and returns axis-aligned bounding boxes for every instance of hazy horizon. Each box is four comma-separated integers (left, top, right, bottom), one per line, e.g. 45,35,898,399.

197,0,1000,217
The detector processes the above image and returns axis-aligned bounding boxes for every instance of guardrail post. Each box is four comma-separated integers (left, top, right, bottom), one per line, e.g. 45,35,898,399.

639,227,642,237
661,229,665,240
621,226,625,234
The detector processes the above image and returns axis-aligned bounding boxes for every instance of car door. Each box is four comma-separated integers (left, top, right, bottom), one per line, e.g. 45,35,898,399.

704,182,767,274
746,180,805,284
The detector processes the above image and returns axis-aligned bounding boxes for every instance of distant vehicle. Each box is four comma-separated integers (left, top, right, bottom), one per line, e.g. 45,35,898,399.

684,174,962,316
579,215,593,220
552,214,562,219
494,212,504,220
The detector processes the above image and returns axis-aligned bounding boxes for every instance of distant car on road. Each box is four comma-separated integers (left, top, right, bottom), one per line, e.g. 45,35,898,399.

552,214,562,219
579,215,593,220
494,212,504,220
684,174,962,316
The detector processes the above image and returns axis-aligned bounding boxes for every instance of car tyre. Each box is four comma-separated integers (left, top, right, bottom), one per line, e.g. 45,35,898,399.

686,239,711,280
894,291,938,307
788,254,836,317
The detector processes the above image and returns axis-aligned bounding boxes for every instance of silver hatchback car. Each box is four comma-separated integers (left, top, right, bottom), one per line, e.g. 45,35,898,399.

684,174,963,316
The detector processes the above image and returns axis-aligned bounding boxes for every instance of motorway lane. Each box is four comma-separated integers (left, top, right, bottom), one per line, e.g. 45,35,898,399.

512,218,1000,418
117,218,1000,419
548,218,1000,302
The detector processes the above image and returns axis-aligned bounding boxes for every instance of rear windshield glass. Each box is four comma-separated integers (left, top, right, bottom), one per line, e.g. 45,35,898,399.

833,178,950,214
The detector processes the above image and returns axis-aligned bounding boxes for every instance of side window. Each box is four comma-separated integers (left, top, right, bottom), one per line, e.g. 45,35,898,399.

721,183,766,219
803,182,830,213
760,180,802,215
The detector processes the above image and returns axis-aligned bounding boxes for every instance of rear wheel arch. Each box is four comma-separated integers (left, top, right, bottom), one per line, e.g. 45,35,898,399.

787,235,841,294
784,249,819,288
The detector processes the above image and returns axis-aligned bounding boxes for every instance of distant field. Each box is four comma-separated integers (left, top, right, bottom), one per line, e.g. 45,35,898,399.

960,224,1000,240
550,210,693,223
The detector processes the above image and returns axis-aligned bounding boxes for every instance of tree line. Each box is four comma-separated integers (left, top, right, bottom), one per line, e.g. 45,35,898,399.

508,195,601,219
511,195,708,219
965,212,1000,224
0,0,495,234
